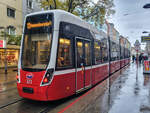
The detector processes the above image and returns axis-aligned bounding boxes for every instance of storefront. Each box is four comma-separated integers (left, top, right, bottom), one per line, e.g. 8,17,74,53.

0,45,20,68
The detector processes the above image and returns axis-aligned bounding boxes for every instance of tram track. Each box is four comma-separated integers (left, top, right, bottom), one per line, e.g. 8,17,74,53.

0,98,24,109
0,98,64,113
38,107,53,113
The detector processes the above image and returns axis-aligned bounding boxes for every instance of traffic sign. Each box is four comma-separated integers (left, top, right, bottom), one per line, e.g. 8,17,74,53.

141,36,150,42
134,40,140,51
0,40,4,48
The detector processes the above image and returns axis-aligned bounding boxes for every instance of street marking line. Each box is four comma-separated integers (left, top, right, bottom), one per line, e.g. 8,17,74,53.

58,88,92,113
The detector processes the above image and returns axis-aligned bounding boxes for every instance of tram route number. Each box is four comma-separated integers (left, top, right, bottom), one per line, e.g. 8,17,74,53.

27,79,32,84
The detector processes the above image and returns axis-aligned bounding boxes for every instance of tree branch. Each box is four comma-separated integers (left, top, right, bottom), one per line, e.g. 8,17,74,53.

68,0,73,12
82,7,99,19
53,0,57,9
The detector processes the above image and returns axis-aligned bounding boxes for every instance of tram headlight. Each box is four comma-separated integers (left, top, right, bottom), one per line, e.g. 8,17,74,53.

41,68,54,86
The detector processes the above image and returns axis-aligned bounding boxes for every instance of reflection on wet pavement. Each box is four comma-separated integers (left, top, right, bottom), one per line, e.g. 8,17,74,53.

107,63,150,113
61,63,150,113
0,68,17,93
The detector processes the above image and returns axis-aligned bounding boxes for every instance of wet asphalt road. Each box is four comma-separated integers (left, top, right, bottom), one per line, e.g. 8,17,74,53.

0,63,149,113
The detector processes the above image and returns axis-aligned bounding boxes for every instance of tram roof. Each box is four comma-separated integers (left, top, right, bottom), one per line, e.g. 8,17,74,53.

25,9,101,34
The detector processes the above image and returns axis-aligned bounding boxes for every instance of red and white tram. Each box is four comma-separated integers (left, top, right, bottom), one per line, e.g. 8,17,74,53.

17,10,131,101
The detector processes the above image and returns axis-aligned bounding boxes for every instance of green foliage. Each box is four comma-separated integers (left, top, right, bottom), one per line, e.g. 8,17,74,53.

7,35,22,46
39,0,115,27
0,31,22,46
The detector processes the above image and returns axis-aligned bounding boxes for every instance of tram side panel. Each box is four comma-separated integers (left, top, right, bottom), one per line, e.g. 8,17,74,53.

85,68,92,87
125,59,128,65
128,58,130,64
47,72,76,100
110,60,120,74
92,64,109,85
120,59,125,68
116,60,121,71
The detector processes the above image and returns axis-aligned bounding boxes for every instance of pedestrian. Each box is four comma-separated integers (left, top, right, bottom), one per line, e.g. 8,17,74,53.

139,54,142,64
132,55,135,63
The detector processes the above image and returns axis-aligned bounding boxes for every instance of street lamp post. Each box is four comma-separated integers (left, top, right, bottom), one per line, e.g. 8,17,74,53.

0,27,7,74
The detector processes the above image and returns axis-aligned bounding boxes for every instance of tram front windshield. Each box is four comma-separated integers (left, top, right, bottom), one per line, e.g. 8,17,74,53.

22,14,53,71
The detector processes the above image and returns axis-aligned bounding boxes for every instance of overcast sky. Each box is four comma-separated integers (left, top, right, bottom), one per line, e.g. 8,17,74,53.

108,0,150,48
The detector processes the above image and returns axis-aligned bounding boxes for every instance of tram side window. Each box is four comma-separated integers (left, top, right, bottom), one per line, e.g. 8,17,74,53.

56,38,72,69
125,48,128,58
101,39,108,63
85,42,91,66
128,49,130,58
120,46,124,59
124,48,126,58
110,41,118,61
94,41,101,64
116,44,120,60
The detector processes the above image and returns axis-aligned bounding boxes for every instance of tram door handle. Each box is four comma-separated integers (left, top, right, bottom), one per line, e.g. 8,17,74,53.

81,57,86,75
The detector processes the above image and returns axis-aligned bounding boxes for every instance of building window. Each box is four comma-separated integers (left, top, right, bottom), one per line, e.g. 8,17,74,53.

27,0,33,9
7,8,15,18
7,26,16,35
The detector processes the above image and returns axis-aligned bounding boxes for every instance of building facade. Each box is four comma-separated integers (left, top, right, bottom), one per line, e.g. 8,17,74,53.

22,0,41,23
145,42,150,55
0,0,22,68
0,0,23,37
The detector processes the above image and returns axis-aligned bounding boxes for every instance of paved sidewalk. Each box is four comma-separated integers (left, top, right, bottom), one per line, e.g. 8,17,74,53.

0,68,17,92
0,68,17,87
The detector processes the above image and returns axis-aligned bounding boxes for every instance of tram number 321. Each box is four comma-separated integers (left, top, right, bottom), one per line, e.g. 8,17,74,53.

27,79,32,84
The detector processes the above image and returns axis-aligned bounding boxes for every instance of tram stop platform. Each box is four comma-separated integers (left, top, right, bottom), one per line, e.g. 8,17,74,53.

50,62,150,113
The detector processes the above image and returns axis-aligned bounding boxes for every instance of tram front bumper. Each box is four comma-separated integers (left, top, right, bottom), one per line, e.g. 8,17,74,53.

17,83,48,101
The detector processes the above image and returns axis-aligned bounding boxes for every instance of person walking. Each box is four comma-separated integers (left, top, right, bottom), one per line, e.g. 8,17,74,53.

139,54,142,64
132,55,135,63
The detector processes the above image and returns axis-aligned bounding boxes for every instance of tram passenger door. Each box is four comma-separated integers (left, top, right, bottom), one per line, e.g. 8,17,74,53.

75,38,92,92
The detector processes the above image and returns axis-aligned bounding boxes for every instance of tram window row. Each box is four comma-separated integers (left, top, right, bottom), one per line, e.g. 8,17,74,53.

55,21,130,71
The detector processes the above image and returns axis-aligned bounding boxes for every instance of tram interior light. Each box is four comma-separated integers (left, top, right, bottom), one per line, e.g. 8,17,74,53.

59,38,70,45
